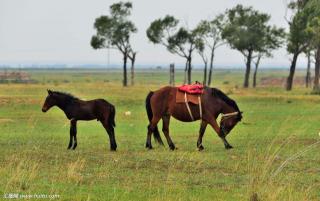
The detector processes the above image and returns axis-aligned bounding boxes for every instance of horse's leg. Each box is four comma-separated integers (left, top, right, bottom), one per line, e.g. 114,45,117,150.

146,116,161,149
70,119,77,150
208,119,233,149
162,115,176,150
101,120,117,151
197,121,207,151
221,137,233,149
68,125,73,149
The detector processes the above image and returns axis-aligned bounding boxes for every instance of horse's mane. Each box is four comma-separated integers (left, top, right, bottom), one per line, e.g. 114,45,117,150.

211,88,241,113
52,91,80,102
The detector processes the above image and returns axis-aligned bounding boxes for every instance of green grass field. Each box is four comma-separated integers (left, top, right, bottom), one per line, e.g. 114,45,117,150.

0,68,319,201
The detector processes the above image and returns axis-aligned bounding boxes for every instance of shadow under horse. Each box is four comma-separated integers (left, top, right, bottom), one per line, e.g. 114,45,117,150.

42,90,117,151
145,86,242,150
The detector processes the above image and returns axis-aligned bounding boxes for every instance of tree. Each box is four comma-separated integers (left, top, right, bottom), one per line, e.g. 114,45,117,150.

194,15,226,86
193,33,207,84
252,26,285,88
304,49,313,88
285,3,311,91
252,54,262,88
146,15,200,84
303,0,320,92
91,2,137,87
198,48,208,85
128,51,137,86
222,5,285,88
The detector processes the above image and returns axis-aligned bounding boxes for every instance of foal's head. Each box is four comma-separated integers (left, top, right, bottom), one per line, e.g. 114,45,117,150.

42,90,58,112
212,88,243,136
42,90,78,112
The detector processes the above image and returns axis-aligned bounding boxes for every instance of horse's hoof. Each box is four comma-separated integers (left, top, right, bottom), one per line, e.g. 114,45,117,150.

169,144,177,150
198,145,204,151
72,144,77,150
146,145,153,150
145,143,153,149
225,145,233,150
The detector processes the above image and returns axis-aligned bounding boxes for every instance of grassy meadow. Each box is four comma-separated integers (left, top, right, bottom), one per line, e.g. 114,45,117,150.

0,68,319,201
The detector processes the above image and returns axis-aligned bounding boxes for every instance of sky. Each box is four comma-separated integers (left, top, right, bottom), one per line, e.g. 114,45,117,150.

0,0,307,68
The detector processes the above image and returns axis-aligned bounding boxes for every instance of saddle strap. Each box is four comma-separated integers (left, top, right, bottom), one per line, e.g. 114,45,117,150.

198,96,202,120
184,92,194,121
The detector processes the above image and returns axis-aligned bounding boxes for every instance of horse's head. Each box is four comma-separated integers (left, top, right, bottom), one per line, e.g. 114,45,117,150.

220,111,242,136
211,88,243,137
42,89,57,112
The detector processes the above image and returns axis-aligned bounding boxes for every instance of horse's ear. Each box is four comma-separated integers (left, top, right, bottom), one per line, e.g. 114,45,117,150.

47,89,53,95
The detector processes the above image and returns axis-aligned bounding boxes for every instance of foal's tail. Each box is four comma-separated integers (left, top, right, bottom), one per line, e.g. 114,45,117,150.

145,92,163,145
109,104,116,128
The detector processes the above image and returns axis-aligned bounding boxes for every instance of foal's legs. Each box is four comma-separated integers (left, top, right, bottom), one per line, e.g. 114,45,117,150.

208,119,233,150
197,121,207,151
69,119,77,150
101,120,117,151
146,116,161,149
162,115,176,150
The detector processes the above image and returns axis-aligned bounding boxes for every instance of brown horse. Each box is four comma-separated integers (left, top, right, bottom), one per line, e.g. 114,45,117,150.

145,86,242,150
42,90,117,151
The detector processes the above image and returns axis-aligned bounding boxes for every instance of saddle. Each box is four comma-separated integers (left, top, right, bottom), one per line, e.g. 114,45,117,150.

176,82,204,104
176,82,204,121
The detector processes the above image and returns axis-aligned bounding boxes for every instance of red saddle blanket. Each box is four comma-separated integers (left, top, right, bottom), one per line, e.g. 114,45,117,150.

178,83,204,94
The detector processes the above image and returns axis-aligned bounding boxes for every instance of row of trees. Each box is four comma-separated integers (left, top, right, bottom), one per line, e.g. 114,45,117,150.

91,1,320,93
146,5,285,88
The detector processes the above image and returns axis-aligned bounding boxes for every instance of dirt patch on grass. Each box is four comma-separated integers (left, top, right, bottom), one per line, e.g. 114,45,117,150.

260,76,312,87
0,97,40,106
0,118,14,123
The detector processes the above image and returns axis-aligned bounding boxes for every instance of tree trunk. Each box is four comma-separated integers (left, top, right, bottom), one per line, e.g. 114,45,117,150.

286,52,299,91
130,52,136,86
253,56,261,88
313,47,320,92
187,57,192,84
169,63,175,86
306,51,311,88
123,52,128,87
244,50,253,88
183,60,188,84
207,50,215,86
203,61,207,85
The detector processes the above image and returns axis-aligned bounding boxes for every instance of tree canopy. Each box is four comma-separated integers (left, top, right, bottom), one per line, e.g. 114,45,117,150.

147,15,201,84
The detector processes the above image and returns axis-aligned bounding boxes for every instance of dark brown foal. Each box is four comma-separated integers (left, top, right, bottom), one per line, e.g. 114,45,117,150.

42,90,117,151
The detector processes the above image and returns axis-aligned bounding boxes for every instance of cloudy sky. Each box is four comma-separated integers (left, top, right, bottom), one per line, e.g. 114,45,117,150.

0,0,306,67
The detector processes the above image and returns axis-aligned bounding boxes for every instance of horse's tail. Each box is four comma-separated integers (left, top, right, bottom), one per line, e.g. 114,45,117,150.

109,104,116,128
145,91,163,145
